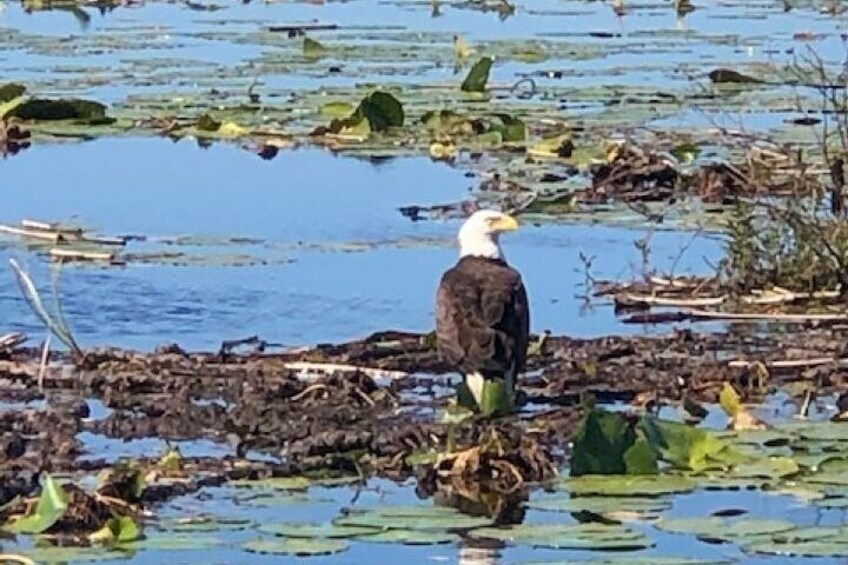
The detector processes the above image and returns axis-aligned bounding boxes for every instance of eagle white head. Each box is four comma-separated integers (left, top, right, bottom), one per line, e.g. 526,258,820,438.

458,209,520,260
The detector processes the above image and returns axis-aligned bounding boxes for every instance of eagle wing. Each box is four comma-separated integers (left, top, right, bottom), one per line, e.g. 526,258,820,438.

436,257,530,376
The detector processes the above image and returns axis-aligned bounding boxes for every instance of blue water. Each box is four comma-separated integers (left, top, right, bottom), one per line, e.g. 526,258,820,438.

0,139,723,351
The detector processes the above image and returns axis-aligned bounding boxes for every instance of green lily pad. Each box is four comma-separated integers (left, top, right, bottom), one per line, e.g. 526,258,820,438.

519,559,733,565
525,496,671,515
229,476,311,490
130,534,225,551
813,496,848,508
470,523,652,551
802,471,848,486
257,522,378,538
334,506,492,531
563,474,695,496
745,539,848,557
358,530,460,545
731,456,799,479
158,516,255,532
320,102,355,119
18,544,133,563
656,517,795,540
242,538,348,556
776,422,848,442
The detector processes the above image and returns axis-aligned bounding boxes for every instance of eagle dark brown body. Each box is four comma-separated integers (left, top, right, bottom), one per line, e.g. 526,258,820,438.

435,255,530,380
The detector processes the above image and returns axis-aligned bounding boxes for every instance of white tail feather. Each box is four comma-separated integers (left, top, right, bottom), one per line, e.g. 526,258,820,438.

466,372,485,405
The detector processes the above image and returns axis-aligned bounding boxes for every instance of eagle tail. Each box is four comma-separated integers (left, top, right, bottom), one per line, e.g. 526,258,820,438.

465,372,486,406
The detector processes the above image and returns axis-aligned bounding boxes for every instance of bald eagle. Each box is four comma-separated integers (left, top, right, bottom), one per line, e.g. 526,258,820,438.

435,210,530,417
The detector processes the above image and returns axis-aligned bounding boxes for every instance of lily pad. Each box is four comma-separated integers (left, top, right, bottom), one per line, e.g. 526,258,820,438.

745,539,848,557
18,544,133,563
242,538,348,556
257,522,378,538
229,476,311,490
563,474,695,496
358,530,460,545
334,506,492,531
525,495,671,515
731,457,799,479
158,516,255,532
470,523,652,551
656,517,795,540
130,534,225,551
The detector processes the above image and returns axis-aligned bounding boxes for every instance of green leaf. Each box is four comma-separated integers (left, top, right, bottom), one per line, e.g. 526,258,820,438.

158,448,182,473
243,538,348,556
5,475,68,534
623,431,659,475
0,83,26,103
353,91,404,132
303,37,327,57
461,57,493,92
639,416,730,472
478,378,514,417
90,517,143,544
719,383,742,417
488,113,526,143
571,409,640,476
0,96,24,120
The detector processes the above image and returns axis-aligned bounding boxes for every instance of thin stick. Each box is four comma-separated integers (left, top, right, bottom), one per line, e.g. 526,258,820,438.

38,335,51,391
615,293,727,307
284,361,408,380
729,357,848,369
684,308,848,322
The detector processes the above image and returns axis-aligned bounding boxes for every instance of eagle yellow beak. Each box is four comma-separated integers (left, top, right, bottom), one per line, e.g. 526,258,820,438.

492,214,519,232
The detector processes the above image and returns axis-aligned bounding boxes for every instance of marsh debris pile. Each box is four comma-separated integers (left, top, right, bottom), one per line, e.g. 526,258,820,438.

1,326,847,495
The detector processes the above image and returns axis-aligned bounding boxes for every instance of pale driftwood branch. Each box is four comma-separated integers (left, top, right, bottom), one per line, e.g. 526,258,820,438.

615,293,726,308
741,287,841,305
0,333,27,351
0,225,63,242
685,308,848,322
284,361,408,380
49,248,117,262
729,357,848,369
648,276,702,288
0,221,127,247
